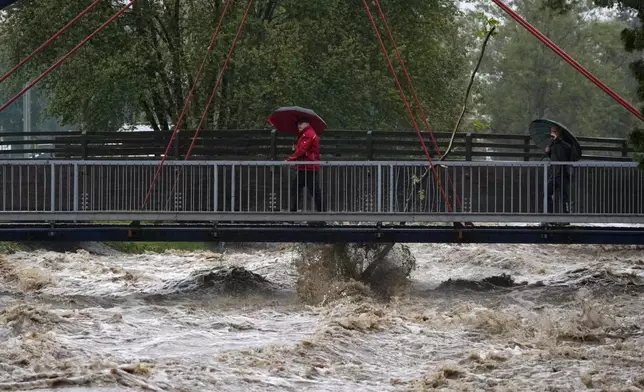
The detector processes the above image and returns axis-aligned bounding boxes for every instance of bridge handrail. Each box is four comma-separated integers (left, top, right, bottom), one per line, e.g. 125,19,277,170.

0,129,636,161
0,159,639,167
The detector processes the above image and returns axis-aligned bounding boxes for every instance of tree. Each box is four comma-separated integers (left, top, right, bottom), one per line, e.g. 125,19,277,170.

469,0,641,139
0,41,70,132
544,0,644,165
0,0,469,132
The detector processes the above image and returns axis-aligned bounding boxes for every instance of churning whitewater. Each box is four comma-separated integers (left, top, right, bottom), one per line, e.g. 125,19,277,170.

1,242,643,391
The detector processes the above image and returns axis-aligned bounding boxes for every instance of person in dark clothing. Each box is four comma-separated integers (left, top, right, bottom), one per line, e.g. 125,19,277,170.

545,125,572,214
286,117,325,213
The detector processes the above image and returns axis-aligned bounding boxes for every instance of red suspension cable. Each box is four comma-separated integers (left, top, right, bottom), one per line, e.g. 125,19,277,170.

141,0,235,209
360,0,453,212
0,0,136,114
372,0,463,210
372,0,442,158
492,0,644,122
184,0,254,160
161,0,254,209
0,0,104,85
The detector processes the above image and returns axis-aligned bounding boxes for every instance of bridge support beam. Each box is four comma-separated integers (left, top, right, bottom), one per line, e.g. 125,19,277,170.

0,224,642,245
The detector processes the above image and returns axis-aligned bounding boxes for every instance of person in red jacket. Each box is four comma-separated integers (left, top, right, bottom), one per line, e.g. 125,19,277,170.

286,117,324,212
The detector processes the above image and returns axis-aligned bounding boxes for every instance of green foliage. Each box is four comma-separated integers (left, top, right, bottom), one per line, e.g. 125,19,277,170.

0,0,469,132
545,0,644,166
0,242,25,254
472,119,490,133
629,128,644,168
470,0,641,138
474,12,500,38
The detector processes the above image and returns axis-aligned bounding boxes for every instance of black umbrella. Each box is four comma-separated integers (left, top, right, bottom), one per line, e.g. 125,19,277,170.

528,119,582,161
0,0,20,10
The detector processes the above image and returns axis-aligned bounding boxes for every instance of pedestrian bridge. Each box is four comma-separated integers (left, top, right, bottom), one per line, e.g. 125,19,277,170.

0,159,642,244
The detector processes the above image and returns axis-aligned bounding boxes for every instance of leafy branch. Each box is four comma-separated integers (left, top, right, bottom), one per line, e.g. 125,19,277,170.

400,14,499,214
441,15,498,161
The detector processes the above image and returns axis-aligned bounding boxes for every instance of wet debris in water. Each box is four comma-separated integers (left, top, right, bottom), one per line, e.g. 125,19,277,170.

161,266,276,295
436,273,525,291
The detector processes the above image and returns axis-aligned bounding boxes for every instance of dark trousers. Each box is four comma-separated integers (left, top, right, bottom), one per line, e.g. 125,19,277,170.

547,173,570,213
289,170,324,212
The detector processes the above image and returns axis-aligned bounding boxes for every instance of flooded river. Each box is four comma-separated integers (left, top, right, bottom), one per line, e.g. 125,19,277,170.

1,242,643,391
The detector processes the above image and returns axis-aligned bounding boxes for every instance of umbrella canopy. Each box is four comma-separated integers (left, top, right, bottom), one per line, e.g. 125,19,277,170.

0,0,21,10
528,119,582,161
267,106,327,135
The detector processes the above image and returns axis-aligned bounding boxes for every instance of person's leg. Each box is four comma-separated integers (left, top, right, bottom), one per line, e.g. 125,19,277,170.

547,176,554,214
562,174,571,214
552,175,563,213
300,170,321,211
310,171,324,212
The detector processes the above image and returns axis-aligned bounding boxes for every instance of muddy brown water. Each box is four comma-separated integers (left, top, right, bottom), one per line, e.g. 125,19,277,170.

1,243,643,391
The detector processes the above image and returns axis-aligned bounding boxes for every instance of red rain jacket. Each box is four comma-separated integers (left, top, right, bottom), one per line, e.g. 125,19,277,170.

286,125,320,172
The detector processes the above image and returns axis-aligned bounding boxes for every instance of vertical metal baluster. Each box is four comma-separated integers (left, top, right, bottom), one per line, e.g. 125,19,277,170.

263,165,266,212
528,165,532,214
33,165,37,211
73,163,79,212
495,165,499,214
377,164,382,213
460,166,464,214
502,165,506,214
19,166,22,211
50,163,55,212
213,164,218,212
509,166,521,213
543,163,548,214
255,165,258,213
512,167,523,214
2,166,5,212
600,166,604,214
231,164,236,213
484,166,488,213
59,166,63,211
11,166,15,212
630,166,633,214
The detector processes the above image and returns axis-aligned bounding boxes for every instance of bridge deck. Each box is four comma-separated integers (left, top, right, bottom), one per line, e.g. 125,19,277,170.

0,159,642,244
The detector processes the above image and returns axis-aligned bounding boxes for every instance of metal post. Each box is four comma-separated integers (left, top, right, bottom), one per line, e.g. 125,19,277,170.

377,164,382,212
230,164,235,212
73,163,79,212
542,163,548,214
213,163,218,212
50,163,55,212
389,164,394,212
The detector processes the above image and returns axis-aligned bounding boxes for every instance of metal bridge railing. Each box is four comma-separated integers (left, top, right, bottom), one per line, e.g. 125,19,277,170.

0,160,642,223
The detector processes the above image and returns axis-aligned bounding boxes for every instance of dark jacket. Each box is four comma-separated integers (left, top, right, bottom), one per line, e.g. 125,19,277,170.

286,125,320,172
547,138,572,177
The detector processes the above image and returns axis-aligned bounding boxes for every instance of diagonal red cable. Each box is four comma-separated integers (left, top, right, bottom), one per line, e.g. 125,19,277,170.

162,0,254,209
184,0,254,160
360,0,453,212
141,0,234,209
372,0,443,158
0,0,136,114
492,0,643,122
0,0,104,84
372,0,463,210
